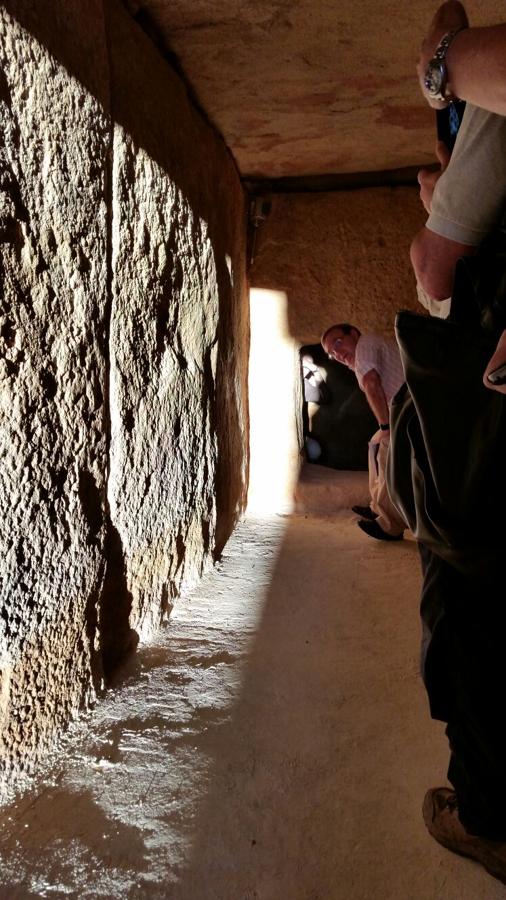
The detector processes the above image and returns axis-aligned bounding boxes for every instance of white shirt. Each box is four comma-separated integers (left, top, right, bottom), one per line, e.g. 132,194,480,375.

354,334,404,405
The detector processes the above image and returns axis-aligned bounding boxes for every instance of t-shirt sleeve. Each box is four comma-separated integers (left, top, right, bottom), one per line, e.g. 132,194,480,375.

426,103,506,246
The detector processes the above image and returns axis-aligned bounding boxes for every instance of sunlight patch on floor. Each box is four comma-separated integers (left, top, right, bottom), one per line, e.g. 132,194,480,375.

0,517,286,899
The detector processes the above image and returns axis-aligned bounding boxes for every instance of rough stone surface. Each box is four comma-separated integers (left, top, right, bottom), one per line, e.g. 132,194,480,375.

0,0,248,795
106,0,249,648
0,0,111,797
250,187,425,344
0,514,503,898
125,0,502,177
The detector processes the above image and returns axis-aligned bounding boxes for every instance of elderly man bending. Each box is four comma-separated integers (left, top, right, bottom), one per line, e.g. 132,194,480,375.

321,323,406,542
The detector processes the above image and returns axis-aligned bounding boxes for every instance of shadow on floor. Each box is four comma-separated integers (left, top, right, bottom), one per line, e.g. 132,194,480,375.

165,516,447,900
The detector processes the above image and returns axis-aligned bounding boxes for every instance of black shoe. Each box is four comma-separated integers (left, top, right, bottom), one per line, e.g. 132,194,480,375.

352,505,378,521
357,519,403,542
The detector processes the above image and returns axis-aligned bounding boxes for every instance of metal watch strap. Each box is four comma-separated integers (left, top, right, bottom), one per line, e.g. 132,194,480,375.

434,27,465,62
425,26,466,101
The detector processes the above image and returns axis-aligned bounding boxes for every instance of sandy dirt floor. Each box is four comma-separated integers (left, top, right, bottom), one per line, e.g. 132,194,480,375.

0,512,503,899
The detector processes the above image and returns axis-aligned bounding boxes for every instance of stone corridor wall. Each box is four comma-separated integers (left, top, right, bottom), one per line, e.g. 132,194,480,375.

250,188,425,344
0,0,248,795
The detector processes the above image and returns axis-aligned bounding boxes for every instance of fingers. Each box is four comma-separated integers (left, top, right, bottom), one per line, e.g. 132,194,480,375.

435,140,451,170
417,167,439,214
483,330,506,394
416,143,450,213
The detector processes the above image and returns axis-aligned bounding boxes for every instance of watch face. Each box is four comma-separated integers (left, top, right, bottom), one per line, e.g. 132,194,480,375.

424,60,446,98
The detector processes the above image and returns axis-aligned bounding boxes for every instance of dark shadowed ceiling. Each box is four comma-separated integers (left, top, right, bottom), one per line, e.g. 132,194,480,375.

124,0,503,178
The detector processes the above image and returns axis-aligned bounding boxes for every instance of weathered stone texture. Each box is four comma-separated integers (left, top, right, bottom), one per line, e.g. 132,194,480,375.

0,0,248,792
250,188,425,343
0,1,111,792
106,0,248,641
125,0,502,177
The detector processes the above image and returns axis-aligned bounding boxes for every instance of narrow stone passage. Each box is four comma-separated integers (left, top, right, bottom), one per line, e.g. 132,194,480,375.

0,514,502,899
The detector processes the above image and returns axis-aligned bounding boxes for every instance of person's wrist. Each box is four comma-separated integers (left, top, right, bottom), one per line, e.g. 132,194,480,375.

443,26,468,100
424,27,467,102
424,2,469,57
418,2,469,106
379,423,390,431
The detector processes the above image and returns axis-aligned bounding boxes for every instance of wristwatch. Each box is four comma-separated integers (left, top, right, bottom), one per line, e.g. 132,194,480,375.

379,423,390,431
424,27,466,102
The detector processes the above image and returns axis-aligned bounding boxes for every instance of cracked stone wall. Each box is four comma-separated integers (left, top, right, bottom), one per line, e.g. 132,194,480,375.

0,0,248,795
106,0,249,650
250,189,425,343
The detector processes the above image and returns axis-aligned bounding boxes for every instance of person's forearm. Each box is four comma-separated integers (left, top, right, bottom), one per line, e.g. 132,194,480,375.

411,229,454,300
364,384,389,425
447,26,506,115
410,226,477,300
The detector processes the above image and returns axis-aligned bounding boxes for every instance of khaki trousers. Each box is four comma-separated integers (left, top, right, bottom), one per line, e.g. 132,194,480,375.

368,438,405,536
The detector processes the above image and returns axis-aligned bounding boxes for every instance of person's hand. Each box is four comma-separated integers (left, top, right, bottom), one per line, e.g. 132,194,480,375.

371,428,390,445
417,141,451,213
483,330,506,394
417,1,469,108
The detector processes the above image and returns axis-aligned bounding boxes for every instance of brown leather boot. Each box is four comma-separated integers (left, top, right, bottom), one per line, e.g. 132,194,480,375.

423,787,506,885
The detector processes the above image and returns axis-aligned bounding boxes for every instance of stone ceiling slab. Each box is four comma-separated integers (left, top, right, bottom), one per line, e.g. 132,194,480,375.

126,0,503,178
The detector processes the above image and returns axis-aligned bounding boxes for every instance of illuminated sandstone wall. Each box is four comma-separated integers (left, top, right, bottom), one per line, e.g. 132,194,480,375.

250,188,425,344
0,0,248,795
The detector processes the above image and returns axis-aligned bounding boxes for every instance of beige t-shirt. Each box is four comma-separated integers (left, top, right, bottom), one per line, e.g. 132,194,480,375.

427,102,506,246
